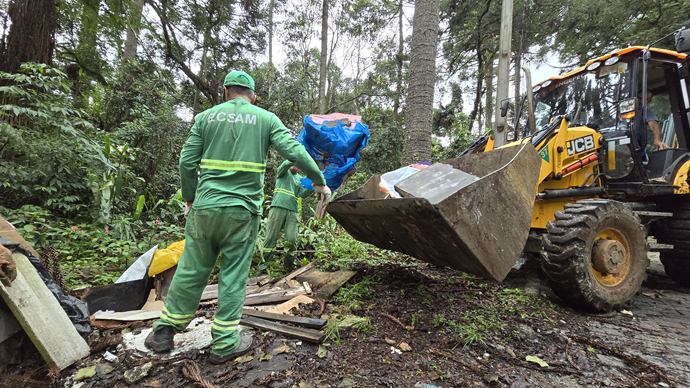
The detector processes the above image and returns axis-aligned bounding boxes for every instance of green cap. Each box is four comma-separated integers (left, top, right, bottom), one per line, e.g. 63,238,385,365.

223,71,255,91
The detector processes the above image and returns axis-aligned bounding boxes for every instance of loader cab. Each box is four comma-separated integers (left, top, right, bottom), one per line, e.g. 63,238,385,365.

633,55,690,183
529,47,690,192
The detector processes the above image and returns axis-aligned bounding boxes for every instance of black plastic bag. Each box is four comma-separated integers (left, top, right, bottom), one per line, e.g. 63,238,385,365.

1,237,91,335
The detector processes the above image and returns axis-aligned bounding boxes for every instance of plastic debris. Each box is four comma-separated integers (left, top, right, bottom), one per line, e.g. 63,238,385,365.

103,351,118,363
116,245,158,283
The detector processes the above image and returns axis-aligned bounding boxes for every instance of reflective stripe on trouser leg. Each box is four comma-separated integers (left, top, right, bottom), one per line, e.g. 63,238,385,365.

261,207,288,263
153,207,219,333
211,207,259,356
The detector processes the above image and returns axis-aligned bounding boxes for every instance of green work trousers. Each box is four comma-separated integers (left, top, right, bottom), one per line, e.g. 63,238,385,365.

262,207,298,268
152,206,259,357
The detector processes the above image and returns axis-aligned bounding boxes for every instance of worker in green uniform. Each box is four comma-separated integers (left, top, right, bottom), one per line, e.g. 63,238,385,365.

262,160,314,270
145,71,331,364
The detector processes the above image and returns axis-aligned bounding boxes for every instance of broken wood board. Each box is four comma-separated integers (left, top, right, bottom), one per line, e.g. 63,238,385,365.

240,316,325,343
273,262,314,289
94,310,161,321
200,283,261,301
242,308,326,329
266,294,315,316
0,216,40,258
95,286,309,321
0,252,89,370
295,269,356,298
154,265,176,302
243,286,308,306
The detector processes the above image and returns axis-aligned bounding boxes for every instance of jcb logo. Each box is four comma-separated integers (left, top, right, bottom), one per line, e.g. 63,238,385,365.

566,135,595,156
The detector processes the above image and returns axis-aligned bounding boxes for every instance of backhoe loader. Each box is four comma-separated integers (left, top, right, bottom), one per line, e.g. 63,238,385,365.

327,29,690,312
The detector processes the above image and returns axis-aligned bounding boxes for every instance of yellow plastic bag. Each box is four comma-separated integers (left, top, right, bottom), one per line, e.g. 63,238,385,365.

148,240,185,276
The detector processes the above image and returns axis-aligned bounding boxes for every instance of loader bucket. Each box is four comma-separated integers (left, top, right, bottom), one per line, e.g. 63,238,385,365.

327,144,542,281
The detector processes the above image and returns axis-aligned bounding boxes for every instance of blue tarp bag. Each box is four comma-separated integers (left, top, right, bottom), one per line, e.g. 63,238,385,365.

297,115,369,191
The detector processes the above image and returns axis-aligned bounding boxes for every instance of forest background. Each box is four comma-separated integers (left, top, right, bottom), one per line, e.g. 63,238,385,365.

0,0,687,289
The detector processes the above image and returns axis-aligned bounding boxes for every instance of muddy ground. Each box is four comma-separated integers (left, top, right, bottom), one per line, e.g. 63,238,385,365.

1,254,689,388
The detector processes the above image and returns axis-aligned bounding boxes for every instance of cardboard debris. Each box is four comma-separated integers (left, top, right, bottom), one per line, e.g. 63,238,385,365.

94,310,162,321
141,290,164,311
267,294,315,315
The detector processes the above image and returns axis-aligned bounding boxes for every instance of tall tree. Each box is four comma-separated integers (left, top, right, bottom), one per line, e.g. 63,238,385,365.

0,0,56,73
317,0,328,113
403,0,440,165
393,0,404,123
123,0,144,61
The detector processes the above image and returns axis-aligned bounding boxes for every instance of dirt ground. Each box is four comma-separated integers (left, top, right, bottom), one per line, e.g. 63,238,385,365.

2,253,689,388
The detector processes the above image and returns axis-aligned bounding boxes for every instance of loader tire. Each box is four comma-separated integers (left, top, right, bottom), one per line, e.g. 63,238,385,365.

650,194,690,287
541,199,649,312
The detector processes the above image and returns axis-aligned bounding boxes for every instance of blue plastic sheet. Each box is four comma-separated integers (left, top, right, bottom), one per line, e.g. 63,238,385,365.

297,115,370,191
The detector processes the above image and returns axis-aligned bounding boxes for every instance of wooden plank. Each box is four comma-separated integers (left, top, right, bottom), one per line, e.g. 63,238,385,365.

0,253,89,370
154,265,177,302
295,269,356,298
240,316,325,343
200,284,261,301
201,284,218,300
0,216,40,258
242,308,327,329
243,287,307,306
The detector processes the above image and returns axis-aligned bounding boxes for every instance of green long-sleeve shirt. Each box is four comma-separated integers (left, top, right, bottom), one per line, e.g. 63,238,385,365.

179,97,326,215
270,160,313,212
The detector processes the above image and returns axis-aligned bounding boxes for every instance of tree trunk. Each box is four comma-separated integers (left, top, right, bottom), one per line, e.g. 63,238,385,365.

0,0,56,73
78,0,101,72
317,0,328,114
393,0,404,123
467,43,484,133
194,25,211,115
402,0,440,165
268,0,274,67
484,58,494,131
123,0,144,61
513,52,521,114
267,0,274,99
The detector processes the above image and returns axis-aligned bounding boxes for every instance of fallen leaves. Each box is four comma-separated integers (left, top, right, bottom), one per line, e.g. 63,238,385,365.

525,355,549,367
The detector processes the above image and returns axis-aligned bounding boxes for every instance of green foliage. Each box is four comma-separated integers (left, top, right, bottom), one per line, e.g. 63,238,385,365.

296,214,402,271
2,203,185,289
0,63,100,215
358,106,404,173
334,276,378,310
424,285,558,348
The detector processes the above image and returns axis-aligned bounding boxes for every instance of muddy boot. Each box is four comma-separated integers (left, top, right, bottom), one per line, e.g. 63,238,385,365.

144,326,174,353
208,335,254,364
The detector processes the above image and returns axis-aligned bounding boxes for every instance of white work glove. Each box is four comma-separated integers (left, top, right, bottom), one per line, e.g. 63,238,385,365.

184,202,192,218
313,185,332,203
